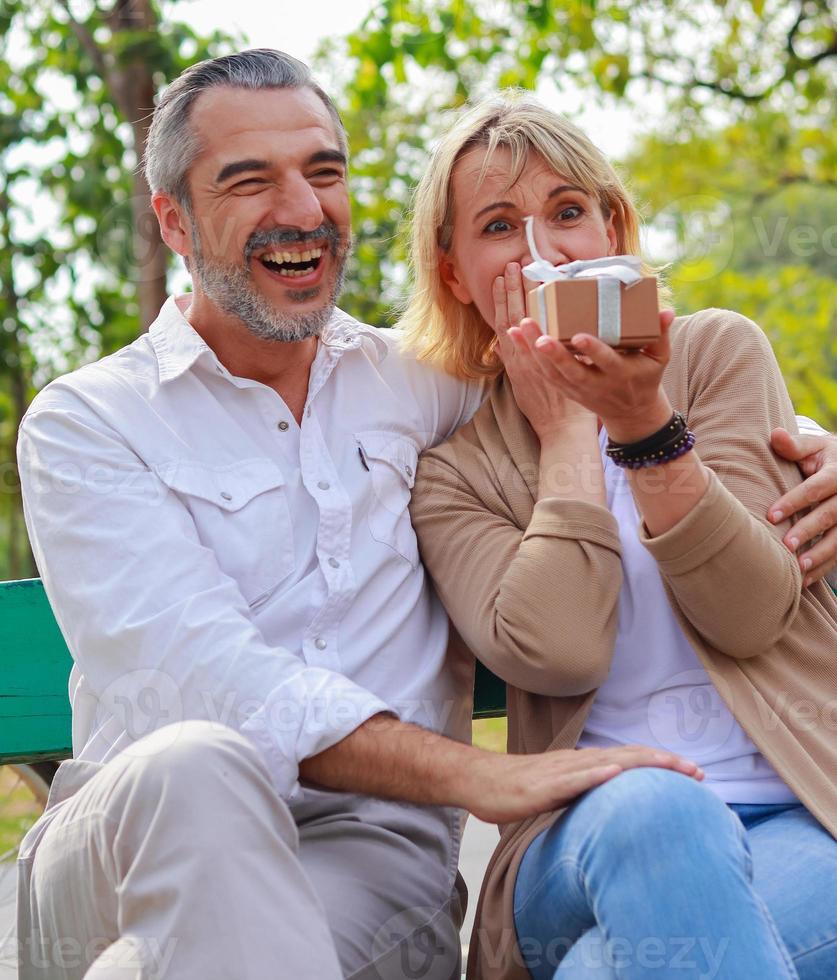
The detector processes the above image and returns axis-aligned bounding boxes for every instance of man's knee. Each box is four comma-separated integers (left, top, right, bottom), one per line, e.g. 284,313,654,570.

115,720,286,828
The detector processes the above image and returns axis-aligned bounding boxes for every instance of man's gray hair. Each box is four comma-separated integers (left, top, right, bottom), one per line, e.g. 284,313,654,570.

143,48,347,208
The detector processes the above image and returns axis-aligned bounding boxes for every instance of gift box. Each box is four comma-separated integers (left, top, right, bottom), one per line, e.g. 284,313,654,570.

524,274,660,351
521,216,659,351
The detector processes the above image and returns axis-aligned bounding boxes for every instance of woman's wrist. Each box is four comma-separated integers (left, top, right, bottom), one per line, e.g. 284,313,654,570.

534,408,598,448
602,392,673,445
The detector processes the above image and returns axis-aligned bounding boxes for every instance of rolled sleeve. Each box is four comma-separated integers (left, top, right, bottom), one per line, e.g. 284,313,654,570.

242,672,394,799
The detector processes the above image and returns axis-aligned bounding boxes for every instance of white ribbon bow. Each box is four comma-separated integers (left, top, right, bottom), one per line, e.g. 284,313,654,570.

521,216,643,345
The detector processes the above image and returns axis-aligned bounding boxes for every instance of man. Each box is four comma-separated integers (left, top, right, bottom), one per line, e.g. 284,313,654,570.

15,49,837,980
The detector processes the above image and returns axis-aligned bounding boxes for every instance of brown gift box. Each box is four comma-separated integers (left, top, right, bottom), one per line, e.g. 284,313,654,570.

525,275,660,351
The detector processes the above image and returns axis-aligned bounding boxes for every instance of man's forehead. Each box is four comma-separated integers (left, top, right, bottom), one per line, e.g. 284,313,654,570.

190,85,338,154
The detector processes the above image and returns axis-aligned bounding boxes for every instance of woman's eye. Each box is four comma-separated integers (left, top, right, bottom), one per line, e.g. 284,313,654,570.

483,219,512,234
557,205,583,220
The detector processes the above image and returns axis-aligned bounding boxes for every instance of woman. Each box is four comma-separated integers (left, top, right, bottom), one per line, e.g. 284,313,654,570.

404,94,837,979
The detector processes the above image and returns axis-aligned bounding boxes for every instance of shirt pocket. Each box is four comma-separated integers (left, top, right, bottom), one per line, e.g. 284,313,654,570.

153,458,295,608
355,431,420,569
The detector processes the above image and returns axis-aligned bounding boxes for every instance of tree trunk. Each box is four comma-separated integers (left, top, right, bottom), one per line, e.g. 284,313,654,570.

105,0,168,331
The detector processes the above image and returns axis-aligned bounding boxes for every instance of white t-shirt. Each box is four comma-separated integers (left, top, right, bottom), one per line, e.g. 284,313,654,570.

576,427,800,804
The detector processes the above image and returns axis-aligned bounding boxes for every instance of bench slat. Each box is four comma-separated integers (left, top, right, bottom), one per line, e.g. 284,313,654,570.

0,579,73,764
1,578,507,763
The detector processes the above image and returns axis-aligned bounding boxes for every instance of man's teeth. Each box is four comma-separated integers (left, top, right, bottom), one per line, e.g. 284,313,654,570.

262,247,324,265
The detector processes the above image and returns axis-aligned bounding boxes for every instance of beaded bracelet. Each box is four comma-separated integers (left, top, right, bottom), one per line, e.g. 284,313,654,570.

606,411,696,469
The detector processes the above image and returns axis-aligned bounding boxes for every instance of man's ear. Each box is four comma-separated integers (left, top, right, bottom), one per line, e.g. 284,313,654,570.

438,251,473,305
151,191,193,260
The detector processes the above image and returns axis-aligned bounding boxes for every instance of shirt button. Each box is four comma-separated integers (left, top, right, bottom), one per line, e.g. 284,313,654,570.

315,637,327,651
317,480,330,491
277,421,289,431
306,407,312,418
405,465,413,477
328,557,340,568
220,491,232,501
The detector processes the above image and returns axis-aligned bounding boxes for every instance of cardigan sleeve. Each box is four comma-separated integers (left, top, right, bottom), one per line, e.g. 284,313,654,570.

411,438,623,696
640,308,804,658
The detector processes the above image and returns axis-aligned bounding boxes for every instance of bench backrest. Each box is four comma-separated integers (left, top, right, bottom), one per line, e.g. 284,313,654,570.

0,578,507,765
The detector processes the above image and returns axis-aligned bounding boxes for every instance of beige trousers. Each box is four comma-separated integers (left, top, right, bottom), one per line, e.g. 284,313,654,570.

16,721,464,980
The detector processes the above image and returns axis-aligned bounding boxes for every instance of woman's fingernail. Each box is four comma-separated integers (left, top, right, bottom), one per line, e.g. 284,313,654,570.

801,557,812,571
771,510,783,523
789,536,799,551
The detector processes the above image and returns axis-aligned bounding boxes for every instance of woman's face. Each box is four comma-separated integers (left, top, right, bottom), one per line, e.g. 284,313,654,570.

440,145,618,327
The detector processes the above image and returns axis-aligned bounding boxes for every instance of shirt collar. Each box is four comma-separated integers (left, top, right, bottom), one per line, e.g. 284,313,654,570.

149,295,389,386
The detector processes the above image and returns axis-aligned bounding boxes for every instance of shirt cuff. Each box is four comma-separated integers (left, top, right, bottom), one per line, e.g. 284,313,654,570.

524,498,622,552
638,468,741,575
240,667,397,800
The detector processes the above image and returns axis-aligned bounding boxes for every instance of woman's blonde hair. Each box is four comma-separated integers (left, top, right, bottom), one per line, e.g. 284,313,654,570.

397,91,671,380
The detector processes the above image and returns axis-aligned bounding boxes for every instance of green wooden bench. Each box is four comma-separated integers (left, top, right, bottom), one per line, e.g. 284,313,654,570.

0,577,507,767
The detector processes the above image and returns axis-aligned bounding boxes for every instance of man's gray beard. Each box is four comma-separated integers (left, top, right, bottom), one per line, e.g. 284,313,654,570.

191,240,348,343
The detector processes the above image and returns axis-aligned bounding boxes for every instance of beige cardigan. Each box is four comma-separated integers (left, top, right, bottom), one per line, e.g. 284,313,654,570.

410,308,837,980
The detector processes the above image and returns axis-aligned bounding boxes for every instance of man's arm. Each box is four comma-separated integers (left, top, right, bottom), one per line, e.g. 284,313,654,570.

300,713,703,825
17,390,392,800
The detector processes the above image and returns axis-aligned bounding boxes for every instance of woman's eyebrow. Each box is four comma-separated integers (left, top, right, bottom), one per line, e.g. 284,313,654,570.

547,183,588,199
473,200,515,222
472,184,590,222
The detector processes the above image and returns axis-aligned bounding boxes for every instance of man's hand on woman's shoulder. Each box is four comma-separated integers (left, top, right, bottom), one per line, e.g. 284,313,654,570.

770,428,837,587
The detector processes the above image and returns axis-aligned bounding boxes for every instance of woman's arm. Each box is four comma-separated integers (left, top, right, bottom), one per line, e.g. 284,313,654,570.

525,307,817,658
411,437,623,696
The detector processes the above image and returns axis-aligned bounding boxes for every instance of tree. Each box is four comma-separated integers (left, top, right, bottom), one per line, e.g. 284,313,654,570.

0,0,235,578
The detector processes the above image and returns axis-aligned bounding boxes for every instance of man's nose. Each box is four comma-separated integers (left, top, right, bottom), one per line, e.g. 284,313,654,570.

268,173,324,232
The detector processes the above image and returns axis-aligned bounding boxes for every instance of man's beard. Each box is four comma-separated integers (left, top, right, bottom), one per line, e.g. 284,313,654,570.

190,220,350,343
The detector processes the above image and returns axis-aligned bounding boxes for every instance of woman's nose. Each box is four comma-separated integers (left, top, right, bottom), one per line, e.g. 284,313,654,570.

522,217,568,268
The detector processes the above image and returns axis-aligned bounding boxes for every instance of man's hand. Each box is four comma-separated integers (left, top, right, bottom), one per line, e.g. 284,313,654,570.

769,428,837,586
459,744,703,825
300,714,702,824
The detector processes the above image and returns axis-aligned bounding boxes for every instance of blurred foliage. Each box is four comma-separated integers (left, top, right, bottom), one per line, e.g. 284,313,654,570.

0,0,236,578
472,716,508,754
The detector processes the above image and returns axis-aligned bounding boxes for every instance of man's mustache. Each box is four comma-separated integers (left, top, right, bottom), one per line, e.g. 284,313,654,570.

244,222,343,261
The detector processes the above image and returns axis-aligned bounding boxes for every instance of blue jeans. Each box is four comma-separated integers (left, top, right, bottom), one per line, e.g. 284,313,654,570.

513,768,837,979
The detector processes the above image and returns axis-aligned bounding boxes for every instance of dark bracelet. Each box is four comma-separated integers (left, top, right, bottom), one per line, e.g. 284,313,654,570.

606,411,696,469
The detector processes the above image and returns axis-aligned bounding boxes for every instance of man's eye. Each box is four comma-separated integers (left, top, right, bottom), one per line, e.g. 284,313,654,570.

310,168,343,180
233,179,268,190
484,219,512,234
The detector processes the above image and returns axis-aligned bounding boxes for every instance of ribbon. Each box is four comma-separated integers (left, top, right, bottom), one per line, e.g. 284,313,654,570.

521,215,642,345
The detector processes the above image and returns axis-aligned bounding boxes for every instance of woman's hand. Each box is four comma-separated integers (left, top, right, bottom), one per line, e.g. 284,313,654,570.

523,309,678,443
769,428,837,586
493,263,594,442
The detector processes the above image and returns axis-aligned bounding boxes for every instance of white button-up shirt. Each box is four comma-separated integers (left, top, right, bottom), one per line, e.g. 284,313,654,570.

18,296,483,800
